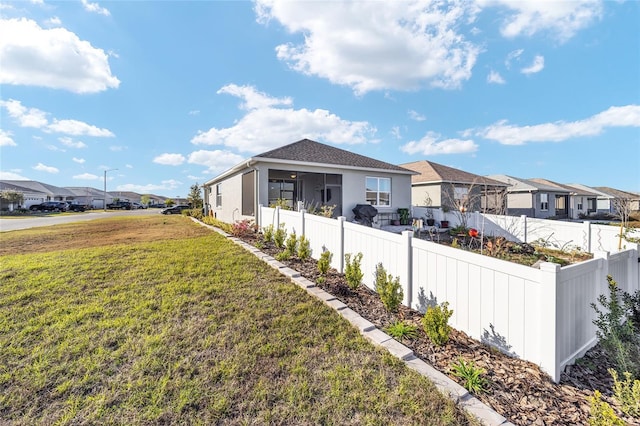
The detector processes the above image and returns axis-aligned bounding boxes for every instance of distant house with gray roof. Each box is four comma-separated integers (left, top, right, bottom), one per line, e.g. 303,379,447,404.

0,180,77,209
486,175,572,219
203,139,416,223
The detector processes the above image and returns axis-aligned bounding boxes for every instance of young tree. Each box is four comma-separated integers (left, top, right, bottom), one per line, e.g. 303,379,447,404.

0,190,24,210
187,183,203,209
140,194,150,206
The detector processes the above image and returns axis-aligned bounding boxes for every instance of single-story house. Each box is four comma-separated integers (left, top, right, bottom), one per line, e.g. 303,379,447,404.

528,178,599,219
0,180,76,209
594,186,640,214
203,139,416,224
400,160,508,213
486,175,571,219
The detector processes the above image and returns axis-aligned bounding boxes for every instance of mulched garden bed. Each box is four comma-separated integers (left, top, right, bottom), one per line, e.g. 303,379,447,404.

237,231,638,426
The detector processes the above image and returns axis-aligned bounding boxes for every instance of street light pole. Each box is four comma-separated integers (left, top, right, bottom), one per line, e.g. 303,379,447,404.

104,168,118,211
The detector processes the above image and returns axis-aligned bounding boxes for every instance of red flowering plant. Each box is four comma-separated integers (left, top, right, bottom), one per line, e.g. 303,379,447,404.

468,228,479,238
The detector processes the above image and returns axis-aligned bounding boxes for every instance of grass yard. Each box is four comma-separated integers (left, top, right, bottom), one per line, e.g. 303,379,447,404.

0,216,476,425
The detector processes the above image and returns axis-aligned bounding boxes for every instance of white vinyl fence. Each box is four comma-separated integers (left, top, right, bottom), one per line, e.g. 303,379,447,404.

258,206,640,382
410,207,640,253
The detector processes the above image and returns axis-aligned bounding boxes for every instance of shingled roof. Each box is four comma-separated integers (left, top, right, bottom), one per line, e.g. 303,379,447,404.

255,139,413,173
401,160,507,187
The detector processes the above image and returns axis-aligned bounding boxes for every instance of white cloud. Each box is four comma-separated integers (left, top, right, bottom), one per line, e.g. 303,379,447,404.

187,175,203,180
0,99,48,128
109,145,125,151
504,49,524,69
187,149,244,173
400,131,478,155
46,145,65,152
0,129,16,146
72,157,85,164
481,0,603,42
33,162,59,173
125,164,133,169
255,1,480,94
408,110,426,121
73,173,100,180
390,126,402,140
477,105,640,145
47,119,114,137
188,110,200,115
487,70,505,84
153,153,185,166
218,84,292,110
192,85,377,153
59,136,87,148
45,17,62,26
0,18,120,93
81,0,110,16
521,55,544,75
0,171,29,180
116,179,182,193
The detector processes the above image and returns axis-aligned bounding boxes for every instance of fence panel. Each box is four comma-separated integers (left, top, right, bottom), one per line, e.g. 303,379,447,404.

471,213,525,241
411,238,543,364
303,213,342,269
343,222,405,291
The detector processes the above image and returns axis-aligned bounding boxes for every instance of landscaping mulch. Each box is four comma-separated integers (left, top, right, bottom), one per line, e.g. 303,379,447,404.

239,233,639,426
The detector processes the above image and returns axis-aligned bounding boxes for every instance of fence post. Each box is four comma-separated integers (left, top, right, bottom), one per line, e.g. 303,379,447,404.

275,206,280,229
300,209,306,236
401,230,413,308
539,262,560,382
584,221,591,253
257,204,263,228
521,215,528,243
337,216,346,273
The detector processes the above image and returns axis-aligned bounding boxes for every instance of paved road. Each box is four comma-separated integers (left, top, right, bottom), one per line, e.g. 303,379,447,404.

0,209,160,232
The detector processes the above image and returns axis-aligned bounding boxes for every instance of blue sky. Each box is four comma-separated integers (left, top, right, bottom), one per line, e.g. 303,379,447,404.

1,0,639,197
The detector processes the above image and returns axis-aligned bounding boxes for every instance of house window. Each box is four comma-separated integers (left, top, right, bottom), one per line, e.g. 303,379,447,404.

540,193,548,211
366,177,391,206
215,184,222,207
242,171,255,216
577,197,583,211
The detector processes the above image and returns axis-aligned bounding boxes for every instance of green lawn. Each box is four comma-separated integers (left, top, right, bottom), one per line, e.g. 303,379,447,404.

0,216,476,425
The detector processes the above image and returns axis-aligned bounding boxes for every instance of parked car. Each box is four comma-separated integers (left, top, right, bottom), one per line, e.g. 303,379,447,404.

160,205,191,215
106,201,132,210
29,201,68,212
66,203,87,212
148,203,166,208
131,202,147,209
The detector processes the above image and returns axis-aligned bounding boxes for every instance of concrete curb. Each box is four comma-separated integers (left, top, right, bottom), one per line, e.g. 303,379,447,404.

192,218,514,425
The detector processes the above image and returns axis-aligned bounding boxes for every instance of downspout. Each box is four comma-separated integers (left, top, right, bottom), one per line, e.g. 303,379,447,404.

246,161,259,226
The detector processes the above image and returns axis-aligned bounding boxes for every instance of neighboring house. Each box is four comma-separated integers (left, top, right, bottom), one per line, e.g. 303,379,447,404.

594,186,640,214
0,181,48,210
400,160,508,213
567,183,617,215
65,186,114,209
203,139,416,223
0,180,76,209
528,178,599,220
486,175,571,219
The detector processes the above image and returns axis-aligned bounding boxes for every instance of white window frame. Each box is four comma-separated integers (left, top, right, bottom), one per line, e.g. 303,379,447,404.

540,193,549,211
215,184,222,207
577,197,583,211
366,177,391,207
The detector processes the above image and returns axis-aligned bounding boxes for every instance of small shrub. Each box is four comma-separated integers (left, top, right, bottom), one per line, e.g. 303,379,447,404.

588,390,625,426
269,198,292,210
231,219,257,238
610,368,640,418
275,250,291,261
422,302,453,346
254,240,264,249
374,263,403,313
297,235,311,260
317,250,332,275
623,289,640,329
592,275,639,377
262,224,274,242
316,276,326,284
344,253,364,290
285,232,297,254
450,358,488,394
385,320,417,340
273,224,287,249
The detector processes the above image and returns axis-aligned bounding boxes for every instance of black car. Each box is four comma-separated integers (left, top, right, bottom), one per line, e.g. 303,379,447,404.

160,205,191,215
66,203,87,212
29,201,68,212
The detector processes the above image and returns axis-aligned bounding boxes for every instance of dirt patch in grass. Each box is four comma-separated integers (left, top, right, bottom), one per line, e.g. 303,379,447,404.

0,215,211,256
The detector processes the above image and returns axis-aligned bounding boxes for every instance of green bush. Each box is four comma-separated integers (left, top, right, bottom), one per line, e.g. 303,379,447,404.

285,232,297,254
273,224,287,249
374,263,403,312
344,253,364,290
592,275,640,377
317,250,332,275
385,320,417,340
297,235,311,260
275,250,291,261
189,208,203,219
262,224,274,242
422,302,453,346
588,390,625,426
610,368,640,418
450,358,488,394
